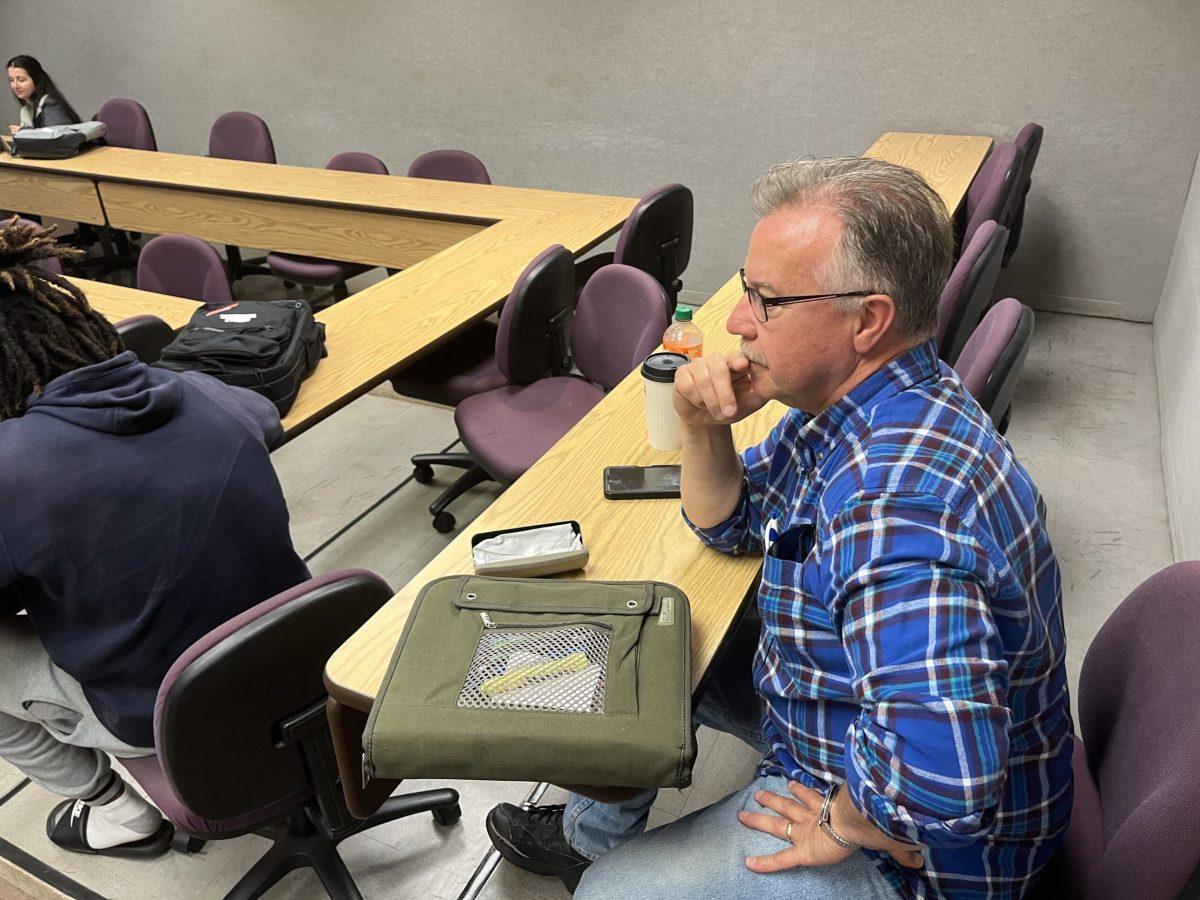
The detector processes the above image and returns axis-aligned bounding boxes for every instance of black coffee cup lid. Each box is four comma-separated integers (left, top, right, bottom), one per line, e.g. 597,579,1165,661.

642,352,689,383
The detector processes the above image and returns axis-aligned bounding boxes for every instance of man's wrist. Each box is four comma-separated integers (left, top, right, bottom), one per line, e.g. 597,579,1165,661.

819,784,860,851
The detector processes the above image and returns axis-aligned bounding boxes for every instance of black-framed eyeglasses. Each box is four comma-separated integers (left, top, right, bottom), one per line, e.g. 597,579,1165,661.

739,268,873,323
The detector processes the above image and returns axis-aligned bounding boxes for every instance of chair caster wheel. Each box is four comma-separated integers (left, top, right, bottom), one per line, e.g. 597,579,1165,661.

172,832,206,853
432,802,461,826
432,511,456,533
413,464,435,484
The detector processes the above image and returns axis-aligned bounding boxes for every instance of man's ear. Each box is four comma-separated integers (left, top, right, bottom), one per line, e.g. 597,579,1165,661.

852,294,896,355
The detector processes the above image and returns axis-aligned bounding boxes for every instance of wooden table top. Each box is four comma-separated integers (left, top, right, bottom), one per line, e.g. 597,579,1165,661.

863,132,993,215
77,278,198,330
0,146,637,440
323,131,992,709
0,146,628,221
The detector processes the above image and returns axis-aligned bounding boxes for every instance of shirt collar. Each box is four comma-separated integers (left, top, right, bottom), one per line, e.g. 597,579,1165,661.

796,339,941,460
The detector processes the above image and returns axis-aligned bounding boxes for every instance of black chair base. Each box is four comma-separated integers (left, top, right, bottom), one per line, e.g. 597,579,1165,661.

69,227,141,282
223,790,461,900
224,245,276,284
411,453,494,533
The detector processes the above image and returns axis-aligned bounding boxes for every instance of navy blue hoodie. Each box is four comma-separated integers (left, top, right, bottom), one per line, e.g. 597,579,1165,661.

0,352,310,747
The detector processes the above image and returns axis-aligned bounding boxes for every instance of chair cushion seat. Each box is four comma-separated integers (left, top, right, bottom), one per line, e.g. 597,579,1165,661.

391,321,507,406
266,252,367,284
121,753,309,839
455,377,604,483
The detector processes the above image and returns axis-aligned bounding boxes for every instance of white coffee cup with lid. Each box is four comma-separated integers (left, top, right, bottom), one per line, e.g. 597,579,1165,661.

641,352,689,451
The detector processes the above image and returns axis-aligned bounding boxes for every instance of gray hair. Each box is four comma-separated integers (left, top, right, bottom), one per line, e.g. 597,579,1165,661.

750,157,953,341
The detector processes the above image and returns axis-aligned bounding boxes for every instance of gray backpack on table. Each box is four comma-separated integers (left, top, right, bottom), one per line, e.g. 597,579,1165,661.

10,121,108,159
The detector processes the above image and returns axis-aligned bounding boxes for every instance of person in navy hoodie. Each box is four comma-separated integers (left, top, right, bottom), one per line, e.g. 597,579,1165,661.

0,219,310,858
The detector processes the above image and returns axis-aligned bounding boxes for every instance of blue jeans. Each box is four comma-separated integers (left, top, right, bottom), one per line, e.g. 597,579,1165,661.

572,774,896,899
564,610,898,898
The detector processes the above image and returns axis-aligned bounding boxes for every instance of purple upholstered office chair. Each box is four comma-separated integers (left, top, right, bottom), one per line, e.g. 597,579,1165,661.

267,152,390,305
117,569,460,900
953,297,1034,434
574,184,693,312
209,111,276,163
406,149,491,184
409,245,577,530
422,264,668,532
114,315,176,363
83,99,160,273
937,219,1008,364
96,98,157,151
961,142,1022,253
385,152,500,408
1027,561,1200,900
137,234,234,304
209,112,277,282
1003,123,1044,266
31,254,63,275
396,244,574,411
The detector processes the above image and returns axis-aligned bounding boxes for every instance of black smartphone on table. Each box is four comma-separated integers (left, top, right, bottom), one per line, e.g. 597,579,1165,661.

603,465,682,500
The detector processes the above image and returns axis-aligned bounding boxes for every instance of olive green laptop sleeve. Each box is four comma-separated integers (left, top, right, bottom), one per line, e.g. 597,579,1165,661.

362,575,696,789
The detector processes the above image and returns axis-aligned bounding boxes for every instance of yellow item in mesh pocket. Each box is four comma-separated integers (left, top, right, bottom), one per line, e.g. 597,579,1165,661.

361,575,696,789
480,650,588,698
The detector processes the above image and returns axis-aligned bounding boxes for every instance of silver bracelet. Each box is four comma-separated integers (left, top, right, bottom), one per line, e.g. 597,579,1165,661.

818,783,860,851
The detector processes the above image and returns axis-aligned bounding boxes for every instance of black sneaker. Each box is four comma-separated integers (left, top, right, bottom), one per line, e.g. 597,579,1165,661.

486,803,592,892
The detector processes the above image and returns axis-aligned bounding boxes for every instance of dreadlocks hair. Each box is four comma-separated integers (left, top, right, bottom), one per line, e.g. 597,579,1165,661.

0,217,123,420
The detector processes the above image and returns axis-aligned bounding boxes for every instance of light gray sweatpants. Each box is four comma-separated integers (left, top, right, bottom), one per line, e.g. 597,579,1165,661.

0,616,153,799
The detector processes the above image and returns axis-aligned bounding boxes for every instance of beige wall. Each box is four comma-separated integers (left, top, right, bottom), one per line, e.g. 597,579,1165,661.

1155,147,1200,561
3,0,1199,320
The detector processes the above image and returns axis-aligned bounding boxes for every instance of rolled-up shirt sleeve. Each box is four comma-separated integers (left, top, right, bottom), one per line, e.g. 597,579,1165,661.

827,491,1012,849
682,415,787,556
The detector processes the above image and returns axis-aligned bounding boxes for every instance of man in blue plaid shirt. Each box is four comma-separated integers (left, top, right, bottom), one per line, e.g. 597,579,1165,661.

486,158,1072,899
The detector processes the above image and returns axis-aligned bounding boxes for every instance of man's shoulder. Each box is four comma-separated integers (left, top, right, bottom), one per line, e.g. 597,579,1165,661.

827,377,999,512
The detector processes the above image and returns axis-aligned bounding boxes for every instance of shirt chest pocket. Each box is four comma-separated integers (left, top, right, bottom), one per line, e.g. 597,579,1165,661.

759,521,842,674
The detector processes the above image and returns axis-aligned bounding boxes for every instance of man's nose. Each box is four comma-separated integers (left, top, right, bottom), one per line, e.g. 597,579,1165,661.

726,290,757,338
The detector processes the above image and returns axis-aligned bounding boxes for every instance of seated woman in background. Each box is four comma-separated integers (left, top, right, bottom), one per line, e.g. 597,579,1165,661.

7,54,80,134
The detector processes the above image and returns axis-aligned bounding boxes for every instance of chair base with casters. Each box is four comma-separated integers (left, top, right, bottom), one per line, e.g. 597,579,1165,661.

69,226,141,281
117,569,463,900
224,245,276,284
128,697,460,900
411,455,493,533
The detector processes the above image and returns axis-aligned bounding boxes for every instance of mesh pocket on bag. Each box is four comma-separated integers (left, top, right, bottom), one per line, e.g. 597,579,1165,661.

457,624,610,714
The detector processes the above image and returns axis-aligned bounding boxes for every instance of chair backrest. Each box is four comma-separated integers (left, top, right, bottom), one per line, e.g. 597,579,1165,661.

937,219,1008,363
152,570,392,822
13,218,64,274
208,111,276,164
406,149,491,184
962,142,1021,250
1004,122,1044,265
95,98,157,151
137,234,234,303
495,245,576,383
613,183,693,311
1063,561,1200,899
571,264,671,391
326,151,389,176
114,315,175,363
953,298,1034,427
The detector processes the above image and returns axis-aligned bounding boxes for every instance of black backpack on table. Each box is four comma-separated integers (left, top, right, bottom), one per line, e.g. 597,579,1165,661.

154,300,327,416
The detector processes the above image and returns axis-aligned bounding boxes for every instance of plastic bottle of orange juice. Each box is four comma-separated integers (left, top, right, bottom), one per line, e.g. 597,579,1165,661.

662,305,703,359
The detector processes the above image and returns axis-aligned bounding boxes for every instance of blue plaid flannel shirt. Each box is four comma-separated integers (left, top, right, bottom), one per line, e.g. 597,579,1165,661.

686,340,1073,899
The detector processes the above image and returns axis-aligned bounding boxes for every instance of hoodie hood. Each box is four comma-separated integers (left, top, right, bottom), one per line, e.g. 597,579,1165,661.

24,352,182,435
